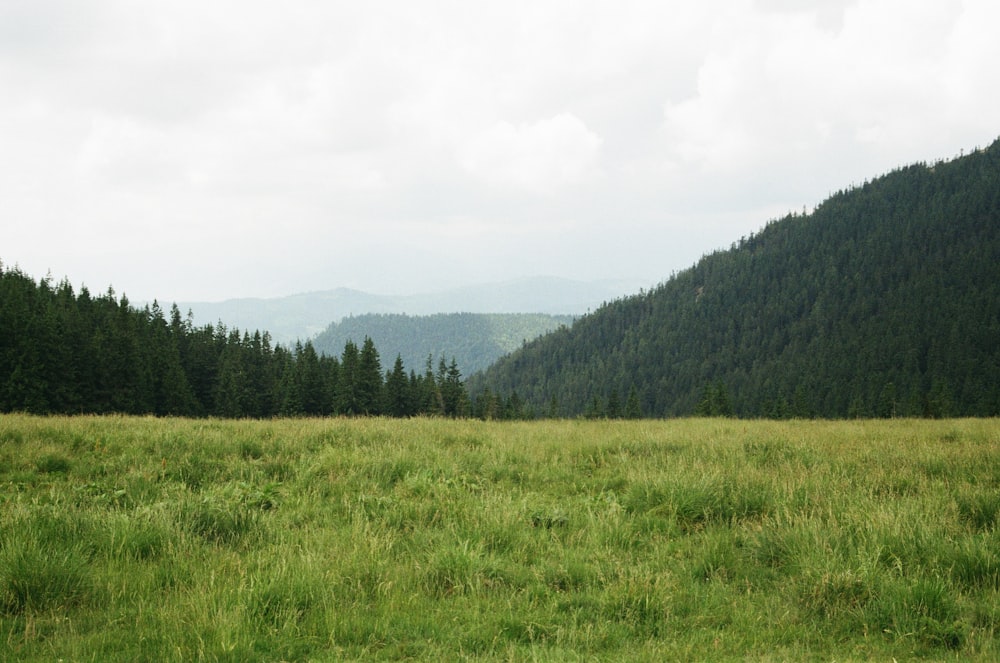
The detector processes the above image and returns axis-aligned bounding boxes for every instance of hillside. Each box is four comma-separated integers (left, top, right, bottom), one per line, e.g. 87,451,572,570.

312,312,575,376
172,277,640,344
471,139,1000,418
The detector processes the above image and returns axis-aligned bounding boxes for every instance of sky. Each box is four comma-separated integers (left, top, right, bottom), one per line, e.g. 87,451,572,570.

2,0,998,303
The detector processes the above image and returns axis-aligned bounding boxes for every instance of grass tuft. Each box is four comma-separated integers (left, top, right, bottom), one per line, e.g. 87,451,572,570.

0,539,92,615
183,492,260,545
35,453,71,474
957,492,1000,531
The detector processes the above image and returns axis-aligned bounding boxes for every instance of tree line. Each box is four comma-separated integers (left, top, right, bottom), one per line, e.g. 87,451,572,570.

0,263,503,419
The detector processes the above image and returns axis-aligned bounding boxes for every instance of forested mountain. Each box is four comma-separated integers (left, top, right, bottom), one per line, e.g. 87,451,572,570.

471,139,1000,418
174,277,639,344
312,313,575,376
0,266,472,418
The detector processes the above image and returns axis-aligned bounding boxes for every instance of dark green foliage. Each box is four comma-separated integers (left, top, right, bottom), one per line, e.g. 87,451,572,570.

440,357,469,417
0,262,470,418
35,453,71,474
625,386,642,419
472,139,1000,418
385,355,412,417
356,337,384,415
696,381,734,417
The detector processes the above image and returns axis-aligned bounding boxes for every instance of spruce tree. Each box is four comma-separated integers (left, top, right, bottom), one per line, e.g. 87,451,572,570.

337,340,360,415
625,386,642,419
357,337,384,415
385,354,411,417
441,357,468,417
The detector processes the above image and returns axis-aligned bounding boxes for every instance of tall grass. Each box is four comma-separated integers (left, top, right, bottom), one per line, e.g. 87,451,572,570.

0,414,998,660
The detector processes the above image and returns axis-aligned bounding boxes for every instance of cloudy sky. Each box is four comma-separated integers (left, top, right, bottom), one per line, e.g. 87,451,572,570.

3,0,998,303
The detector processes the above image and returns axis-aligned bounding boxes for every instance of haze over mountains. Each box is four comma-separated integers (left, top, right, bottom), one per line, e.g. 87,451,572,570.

173,277,645,345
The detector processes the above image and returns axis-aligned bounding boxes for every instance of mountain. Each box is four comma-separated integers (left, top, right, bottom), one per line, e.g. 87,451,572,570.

470,139,1000,418
312,312,575,376
173,277,641,345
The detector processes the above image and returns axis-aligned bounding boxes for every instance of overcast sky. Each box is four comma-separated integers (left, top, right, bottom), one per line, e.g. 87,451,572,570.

3,0,998,303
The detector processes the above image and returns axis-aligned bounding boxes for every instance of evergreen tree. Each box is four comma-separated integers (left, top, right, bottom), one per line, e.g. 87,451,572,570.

625,386,642,419
505,390,526,420
696,381,733,417
337,340,360,415
606,390,623,419
440,357,468,417
356,337,384,415
296,341,327,416
385,354,411,417
424,355,444,415
584,394,603,419
276,347,303,416
146,301,196,416
214,329,248,418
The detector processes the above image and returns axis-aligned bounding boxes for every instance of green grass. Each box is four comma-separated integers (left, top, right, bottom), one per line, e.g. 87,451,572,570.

0,414,998,660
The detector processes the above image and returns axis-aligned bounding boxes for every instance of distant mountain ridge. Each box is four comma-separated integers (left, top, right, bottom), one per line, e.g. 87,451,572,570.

312,312,576,376
471,138,1000,418
173,277,643,344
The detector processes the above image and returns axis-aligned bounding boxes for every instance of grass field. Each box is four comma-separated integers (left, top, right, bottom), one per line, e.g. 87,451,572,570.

1,414,999,661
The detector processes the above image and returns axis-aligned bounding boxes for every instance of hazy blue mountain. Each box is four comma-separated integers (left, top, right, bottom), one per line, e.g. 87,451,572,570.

171,277,644,344
312,312,576,376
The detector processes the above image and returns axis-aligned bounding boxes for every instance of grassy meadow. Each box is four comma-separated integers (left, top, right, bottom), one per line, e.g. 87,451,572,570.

1,414,999,661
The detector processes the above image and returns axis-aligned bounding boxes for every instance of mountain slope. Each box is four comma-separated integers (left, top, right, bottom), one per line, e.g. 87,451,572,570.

173,277,640,344
312,312,575,376
471,139,1000,418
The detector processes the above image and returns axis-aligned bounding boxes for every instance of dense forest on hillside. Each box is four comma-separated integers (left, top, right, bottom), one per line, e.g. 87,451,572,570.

471,139,1000,418
312,312,575,376
0,265,479,418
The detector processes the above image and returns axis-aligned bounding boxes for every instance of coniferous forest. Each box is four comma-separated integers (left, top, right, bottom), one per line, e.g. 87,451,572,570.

471,138,1000,418
0,267,472,419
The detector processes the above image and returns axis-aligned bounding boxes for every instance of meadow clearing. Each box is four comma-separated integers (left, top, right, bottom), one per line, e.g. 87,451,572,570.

1,414,999,661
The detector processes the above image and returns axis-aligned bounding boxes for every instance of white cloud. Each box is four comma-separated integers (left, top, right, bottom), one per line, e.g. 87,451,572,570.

1,0,997,302
457,114,603,192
